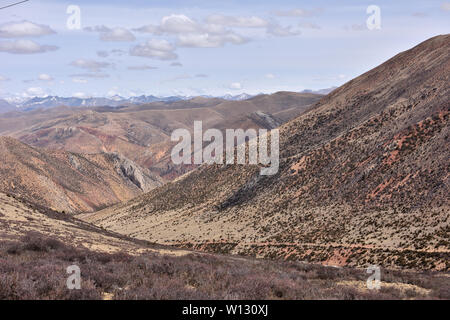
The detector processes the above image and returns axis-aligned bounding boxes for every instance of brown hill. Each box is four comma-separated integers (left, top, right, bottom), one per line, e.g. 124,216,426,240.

0,93,321,180
0,137,163,213
81,35,450,271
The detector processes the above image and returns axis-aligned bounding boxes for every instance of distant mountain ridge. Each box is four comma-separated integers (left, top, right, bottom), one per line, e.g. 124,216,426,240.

7,95,189,111
1,89,328,112
301,87,338,95
1,93,264,112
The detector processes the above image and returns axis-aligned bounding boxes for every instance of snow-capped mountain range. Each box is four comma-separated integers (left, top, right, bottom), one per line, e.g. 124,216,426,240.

0,88,331,114
0,93,259,113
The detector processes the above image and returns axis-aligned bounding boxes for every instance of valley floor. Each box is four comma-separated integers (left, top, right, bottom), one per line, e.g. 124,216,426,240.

1,231,449,300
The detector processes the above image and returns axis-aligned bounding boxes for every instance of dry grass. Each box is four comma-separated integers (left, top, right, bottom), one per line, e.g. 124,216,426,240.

1,231,449,300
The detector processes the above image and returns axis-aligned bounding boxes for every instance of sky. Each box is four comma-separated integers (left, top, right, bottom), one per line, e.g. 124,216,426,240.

0,0,449,99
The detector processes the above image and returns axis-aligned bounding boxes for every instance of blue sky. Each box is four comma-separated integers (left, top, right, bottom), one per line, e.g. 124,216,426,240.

0,0,449,99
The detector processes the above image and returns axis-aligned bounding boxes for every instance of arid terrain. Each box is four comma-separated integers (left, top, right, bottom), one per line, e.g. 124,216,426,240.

80,35,450,271
0,34,449,300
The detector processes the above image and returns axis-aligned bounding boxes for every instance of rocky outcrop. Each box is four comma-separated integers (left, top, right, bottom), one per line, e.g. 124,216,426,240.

106,152,163,192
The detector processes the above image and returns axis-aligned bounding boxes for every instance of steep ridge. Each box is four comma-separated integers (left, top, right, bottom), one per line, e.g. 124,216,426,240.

81,35,450,270
0,137,163,213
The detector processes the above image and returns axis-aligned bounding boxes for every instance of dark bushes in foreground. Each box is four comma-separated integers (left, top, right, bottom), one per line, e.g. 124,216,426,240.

0,232,448,300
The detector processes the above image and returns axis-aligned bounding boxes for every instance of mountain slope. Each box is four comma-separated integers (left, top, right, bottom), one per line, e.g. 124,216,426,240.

1,92,321,180
8,93,258,111
81,35,450,270
0,137,163,213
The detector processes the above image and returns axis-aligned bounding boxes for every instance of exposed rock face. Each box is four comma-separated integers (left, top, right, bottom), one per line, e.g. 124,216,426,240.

106,152,163,192
82,35,450,271
249,111,282,129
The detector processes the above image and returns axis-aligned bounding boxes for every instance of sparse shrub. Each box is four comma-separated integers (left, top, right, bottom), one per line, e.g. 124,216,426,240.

0,231,448,300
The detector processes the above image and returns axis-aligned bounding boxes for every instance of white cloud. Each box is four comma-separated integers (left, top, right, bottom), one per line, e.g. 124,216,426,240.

86,25,136,42
127,65,158,70
100,27,136,42
110,49,126,56
70,73,110,78
0,75,10,81
133,24,159,34
229,82,242,90
134,14,252,49
73,92,91,98
178,32,247,48
135,15,202,35
25,87,47,97
170,62,183,67
97,50,109,58
0,39,58,54
129,39,178,60
0,21,56,38
38,73,53,81
160,15,202,34
265,73,276,79
298,22,321,30
267,24,301,37
344,24,366,31
202,23,228,35
441,2,450,11
84,25,110,33
107,89,121,97
205,15,269,28
70,59,110,71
